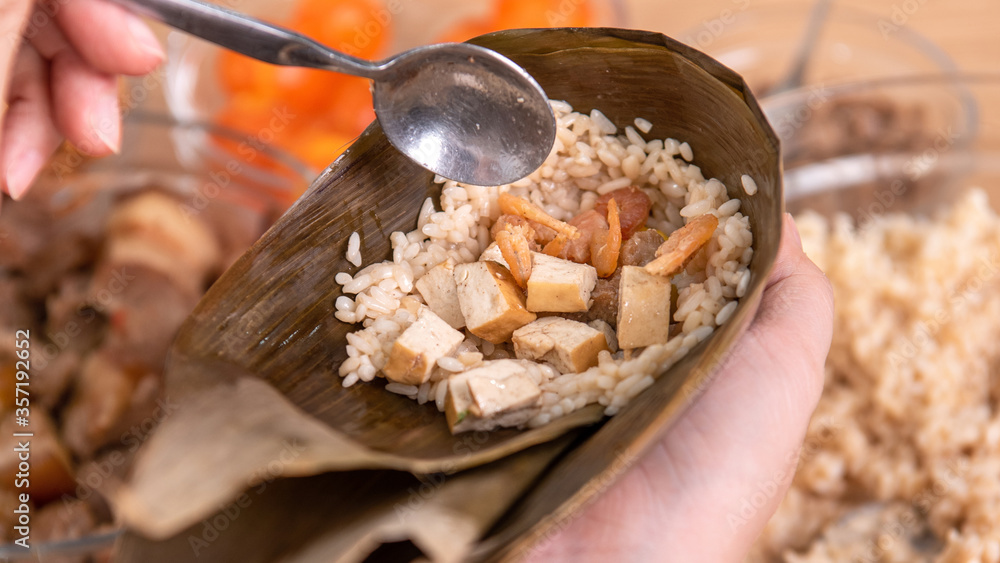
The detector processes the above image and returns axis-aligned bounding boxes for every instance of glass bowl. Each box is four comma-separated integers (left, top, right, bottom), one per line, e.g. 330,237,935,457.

0,111,310,560
162,0,627,171
770,74,999,216
754,74,1000,561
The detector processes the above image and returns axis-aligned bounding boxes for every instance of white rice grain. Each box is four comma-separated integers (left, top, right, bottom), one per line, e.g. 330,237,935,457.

679,142,694,162
346,232,362,267
741,174,758,196
634,117,653,134
436,356,466,372
386,382,419,396
716,300,738,326
590,109,617,134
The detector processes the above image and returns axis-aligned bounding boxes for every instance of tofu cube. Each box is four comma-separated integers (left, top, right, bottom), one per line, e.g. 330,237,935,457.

383,307,464,385
588,319,619,354
526,253,597,313
414,260,465,329
512,317,608,373
616,265,673,349
478,242,508,267
454,261,536,344
445,360,541,434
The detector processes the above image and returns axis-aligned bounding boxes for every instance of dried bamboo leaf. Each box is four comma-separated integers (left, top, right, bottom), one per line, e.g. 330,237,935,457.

115,434,579,563
115,27,781,555
112,376,600,539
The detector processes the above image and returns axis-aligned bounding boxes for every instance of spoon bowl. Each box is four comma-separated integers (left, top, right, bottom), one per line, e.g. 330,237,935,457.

373,42,556,186
116,0,555,186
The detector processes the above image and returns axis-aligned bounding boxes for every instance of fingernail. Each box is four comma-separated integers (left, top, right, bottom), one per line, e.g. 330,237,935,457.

89,97,122,155
5,150,46,200
128,15,165,62
785,213,802,249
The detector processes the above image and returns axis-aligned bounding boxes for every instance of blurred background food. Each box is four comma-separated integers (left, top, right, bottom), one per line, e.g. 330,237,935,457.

0,114,309,557
2,0,999,560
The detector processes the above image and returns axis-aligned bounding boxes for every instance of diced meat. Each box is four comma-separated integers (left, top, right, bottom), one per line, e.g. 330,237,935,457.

414,260,465,329
0,412,76,503
512,317,608,373
104,191,221,300
34,497,97,546
595,187,652,240
0,275,36,335
92,264,198,373
620,229,664,267
35,349,82,409
445,359,541,434
61,351,153,458
383,307,464,385
617,266,673,349
584,269,622,327
454,261,536,344
525,253,598,313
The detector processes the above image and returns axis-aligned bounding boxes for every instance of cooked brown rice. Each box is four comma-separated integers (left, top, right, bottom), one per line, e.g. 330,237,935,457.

752,189,1000,562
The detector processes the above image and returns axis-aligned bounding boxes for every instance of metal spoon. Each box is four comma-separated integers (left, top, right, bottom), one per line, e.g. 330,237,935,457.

115,0,557,186
766,0,833,95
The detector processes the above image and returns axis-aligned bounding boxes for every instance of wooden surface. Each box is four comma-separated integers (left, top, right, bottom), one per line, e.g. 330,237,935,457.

625,0,997,74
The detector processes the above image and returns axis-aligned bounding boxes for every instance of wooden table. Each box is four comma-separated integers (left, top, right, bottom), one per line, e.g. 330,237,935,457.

625,0,997,74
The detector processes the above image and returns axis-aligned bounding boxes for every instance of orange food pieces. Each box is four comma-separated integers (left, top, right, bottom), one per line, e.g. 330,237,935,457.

591,198,621,278
494,0,595,29
595,186,652,240
290,0,390,60
546,209,605,264
497,193,578,239
645,214,719,278
213,0,389,176
433,0,599,44
496,224,534,289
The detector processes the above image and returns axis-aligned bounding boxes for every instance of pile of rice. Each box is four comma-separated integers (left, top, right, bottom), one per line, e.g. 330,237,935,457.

752,189,1000,562
333,100,754,428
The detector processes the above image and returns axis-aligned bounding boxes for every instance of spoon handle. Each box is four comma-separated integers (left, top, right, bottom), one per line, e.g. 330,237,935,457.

114,0,381,78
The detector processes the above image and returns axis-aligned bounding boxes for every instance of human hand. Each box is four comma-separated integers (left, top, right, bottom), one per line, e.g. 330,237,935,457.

0,0,163,205
524,213,834,562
